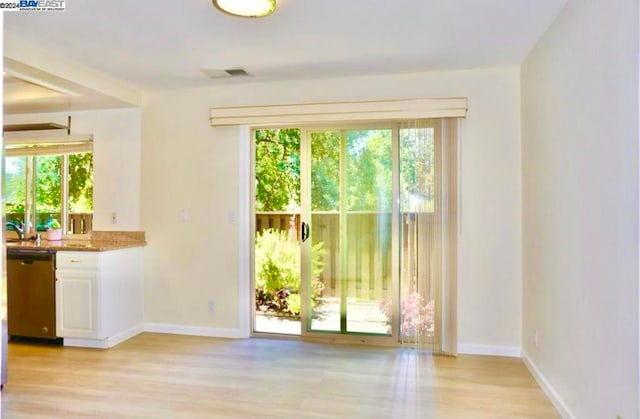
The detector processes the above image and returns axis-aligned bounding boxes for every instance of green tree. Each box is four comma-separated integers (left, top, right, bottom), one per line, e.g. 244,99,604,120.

255,129,300,211
255,128,398,213
68,152,94,212
399,127,435,212
5,157,26,214
346,130,392,211
3,152,94,226
36,155,61,213
310,131,340,211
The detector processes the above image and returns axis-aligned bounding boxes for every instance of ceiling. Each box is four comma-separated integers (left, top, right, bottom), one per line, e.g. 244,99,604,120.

4,0,567,95
4,76,67,102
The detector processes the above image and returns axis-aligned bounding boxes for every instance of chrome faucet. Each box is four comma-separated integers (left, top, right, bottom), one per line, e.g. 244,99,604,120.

6,221,25,240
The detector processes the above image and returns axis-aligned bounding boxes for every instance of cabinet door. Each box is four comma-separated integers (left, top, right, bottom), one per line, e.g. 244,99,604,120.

55,270,100,339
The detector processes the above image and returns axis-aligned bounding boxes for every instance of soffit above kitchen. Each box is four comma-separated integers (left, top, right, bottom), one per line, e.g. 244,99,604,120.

4,0,568,93
3,61,138,114
3,38,143,114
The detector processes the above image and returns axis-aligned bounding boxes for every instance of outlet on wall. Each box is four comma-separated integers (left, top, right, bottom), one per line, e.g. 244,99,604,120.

179,209,189,223
111,212,117,224
208,299,215,313
534,330,539,348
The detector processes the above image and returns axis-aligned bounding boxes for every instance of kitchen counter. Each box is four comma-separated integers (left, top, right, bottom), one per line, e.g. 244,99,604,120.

5,230,146,252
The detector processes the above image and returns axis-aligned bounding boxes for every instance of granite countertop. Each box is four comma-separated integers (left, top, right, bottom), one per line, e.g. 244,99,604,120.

5,231,146,252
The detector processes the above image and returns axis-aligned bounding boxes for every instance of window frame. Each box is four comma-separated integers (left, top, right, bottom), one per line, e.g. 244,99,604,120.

4,151,94,237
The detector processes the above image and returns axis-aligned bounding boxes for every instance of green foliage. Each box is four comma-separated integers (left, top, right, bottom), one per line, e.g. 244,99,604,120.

255,128,398,213
68,152,94,212
35,156,61,213
3,152,94,218
346,130,392,211
255,129,300,211
310,131,340,211
286,294,301,315
255,228,326,316
5,157,25,213
255,229,301,291
309,129,394,212
399,128,435,212
46,218,61,229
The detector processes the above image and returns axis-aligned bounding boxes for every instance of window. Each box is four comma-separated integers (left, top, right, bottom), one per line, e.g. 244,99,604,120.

5,152,94,236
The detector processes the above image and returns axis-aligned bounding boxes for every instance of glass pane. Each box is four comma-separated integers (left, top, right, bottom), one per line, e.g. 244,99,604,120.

5,157,26,238
344,129,392,335
35,155,62,231
254,129,301,335
68,152,94,234
309,131,341,332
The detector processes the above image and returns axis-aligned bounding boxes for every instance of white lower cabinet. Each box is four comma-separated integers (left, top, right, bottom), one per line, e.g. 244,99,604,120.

56,268,99,339
55,248,143,348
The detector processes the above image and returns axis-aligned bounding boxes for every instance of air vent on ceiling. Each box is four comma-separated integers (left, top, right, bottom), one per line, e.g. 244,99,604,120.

201,68,250,79
224,68,249,77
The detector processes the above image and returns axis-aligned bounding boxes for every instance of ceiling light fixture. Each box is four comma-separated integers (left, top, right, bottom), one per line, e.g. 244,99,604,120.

213,0,276,18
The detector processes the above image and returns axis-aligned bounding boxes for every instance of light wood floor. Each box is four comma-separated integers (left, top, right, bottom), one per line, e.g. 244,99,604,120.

1,333,558,418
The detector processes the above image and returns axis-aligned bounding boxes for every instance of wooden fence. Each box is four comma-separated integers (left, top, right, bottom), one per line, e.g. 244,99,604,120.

68,213,93,234
256,211,432,301
255,212,300,240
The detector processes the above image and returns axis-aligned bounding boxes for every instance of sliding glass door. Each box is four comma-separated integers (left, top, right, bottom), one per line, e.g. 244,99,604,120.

253,120,457,351
301,127,397,338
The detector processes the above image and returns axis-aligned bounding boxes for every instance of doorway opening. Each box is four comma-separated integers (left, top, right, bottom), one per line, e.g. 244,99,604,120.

252,120,456,351
253,128,302,335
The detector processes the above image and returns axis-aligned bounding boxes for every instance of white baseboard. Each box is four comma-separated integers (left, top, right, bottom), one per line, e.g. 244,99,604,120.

143,323,246,339
522,350,574,419
63,324,144,349
457,343,522,357
64,337,109,349
107,324,144,348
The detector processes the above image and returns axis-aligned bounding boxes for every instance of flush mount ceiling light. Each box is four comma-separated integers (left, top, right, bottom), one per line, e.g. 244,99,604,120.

213,0,276,18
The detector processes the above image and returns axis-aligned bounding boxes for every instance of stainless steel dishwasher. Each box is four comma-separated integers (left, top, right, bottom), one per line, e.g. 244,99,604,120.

7,250,57,340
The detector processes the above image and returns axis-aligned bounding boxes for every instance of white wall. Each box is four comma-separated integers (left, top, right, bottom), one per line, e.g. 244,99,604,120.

5,108,143,231
521,0,639,417
141,68,523,349
141,91,243,332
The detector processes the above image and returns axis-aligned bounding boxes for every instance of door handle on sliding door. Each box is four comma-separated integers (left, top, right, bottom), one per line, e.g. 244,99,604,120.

301,222,310,242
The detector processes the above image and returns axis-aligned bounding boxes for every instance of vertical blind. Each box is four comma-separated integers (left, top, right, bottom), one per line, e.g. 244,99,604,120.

399,118,458,355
